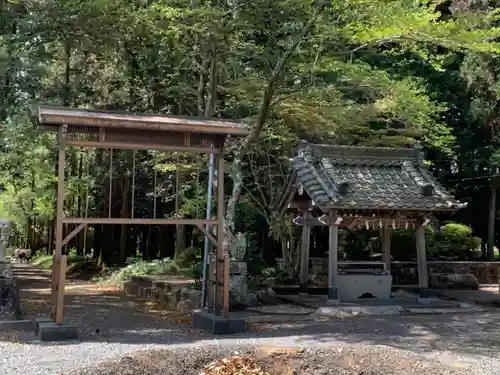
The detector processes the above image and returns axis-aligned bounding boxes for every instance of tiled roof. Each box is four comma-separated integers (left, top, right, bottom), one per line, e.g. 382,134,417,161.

291,144,465,212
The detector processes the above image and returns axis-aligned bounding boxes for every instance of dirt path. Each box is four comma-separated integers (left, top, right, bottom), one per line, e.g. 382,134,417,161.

14,263,205,340
2,263,500,375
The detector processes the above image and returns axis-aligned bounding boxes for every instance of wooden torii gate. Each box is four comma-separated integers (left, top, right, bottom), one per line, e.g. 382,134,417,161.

29,105,248,325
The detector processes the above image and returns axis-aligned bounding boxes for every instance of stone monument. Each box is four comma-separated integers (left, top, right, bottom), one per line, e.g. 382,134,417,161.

0,219,9,263
0,219,20,320
229,232,248,307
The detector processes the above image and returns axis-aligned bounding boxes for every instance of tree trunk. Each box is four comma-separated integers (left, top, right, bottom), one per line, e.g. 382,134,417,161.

223,6,325,249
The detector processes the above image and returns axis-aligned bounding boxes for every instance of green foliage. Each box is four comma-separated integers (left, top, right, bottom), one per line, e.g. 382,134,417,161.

189,261,204,283
1,0,499,266
427,223,482,259
30,249,89,269
97,257,183,286
174,246,199,268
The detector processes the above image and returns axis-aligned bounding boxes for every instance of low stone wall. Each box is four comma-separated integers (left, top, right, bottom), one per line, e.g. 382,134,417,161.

275,258,500,285
122,276,201,313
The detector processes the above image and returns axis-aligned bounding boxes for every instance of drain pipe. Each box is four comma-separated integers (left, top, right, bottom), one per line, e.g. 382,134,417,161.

201,153,215,308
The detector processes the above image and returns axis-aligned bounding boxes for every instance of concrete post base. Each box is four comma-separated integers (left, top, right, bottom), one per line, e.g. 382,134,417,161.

34,316,54,335
0,319,33,331
418,288,431,304
327,298,340,306
192,309,245,334
418,297,431,304
37,321,78,341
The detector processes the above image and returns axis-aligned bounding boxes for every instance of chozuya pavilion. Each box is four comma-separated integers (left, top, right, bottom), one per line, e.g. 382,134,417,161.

278,143,466,303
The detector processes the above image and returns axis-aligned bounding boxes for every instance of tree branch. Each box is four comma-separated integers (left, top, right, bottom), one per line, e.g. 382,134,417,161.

224,3,326,233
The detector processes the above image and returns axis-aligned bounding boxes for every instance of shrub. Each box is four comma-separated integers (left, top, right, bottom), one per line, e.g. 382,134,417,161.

96,257,183,286
189,261,204,282
174,246,199,268
427,222,481,260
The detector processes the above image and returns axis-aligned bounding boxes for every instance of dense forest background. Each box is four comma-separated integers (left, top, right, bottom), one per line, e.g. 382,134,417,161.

2,0,500,272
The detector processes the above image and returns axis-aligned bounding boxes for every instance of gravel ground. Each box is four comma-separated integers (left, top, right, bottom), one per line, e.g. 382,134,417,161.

67,345,470,375
2,264,500,375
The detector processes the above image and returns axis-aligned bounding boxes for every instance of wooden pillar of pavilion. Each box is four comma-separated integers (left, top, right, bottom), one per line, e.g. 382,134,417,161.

52,124,67,325
299,211,311,295
327,211,341,305
381,226,392,274
416,221,429,299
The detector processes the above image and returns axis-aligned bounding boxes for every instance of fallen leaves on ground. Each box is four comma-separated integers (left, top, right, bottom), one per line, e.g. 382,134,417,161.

140,300,193,324
201,356,270,375
246,323,271,332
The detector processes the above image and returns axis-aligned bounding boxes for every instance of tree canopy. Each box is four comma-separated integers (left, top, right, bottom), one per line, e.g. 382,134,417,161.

1,0,500,265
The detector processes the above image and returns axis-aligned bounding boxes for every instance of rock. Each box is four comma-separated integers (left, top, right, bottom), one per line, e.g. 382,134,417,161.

267,287,276,297
0,262,13,278
188,291,202,309
122,281,137,296
166,289,181,309
247,293,259,307
0,263,20,320
229,274,248,305
176,300,191,313
429,273,479,290
256,289,268,299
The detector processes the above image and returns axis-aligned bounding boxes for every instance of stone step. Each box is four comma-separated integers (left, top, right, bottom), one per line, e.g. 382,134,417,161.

122,281,137,296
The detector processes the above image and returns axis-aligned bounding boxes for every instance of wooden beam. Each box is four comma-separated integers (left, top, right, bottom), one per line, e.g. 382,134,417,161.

223,253,230,317
288,201,314,210
195,224,218,248
292,215,419,229
207,255,215,313
55,255,67,325
381,226,392,272
62,217,217,225
327,210,340,302
61,223,87,247
416,224,429,298
52,125,66,321
66,140,221,154
51,257,59,320
299,212,311,294
54,126,66,258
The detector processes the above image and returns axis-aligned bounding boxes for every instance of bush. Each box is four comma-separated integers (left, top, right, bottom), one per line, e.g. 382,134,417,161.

427,222,481,260
174,246,199,268
31,249,89,270
189,261,204,282
96,257,183,286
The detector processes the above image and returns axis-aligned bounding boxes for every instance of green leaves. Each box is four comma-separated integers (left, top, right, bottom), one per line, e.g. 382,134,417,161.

336,0,500,53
